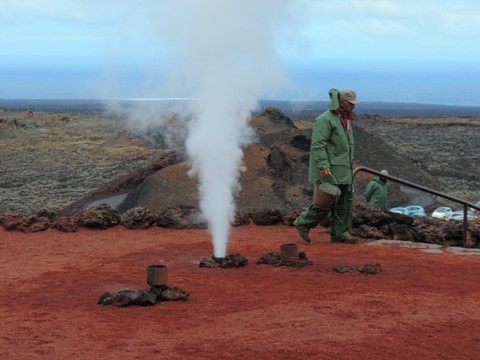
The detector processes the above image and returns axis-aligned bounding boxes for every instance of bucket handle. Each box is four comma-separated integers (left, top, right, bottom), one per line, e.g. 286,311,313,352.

328,173,338,188
318,173,339,189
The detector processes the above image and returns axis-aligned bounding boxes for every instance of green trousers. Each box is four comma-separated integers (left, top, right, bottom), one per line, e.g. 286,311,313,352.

294,184,353,242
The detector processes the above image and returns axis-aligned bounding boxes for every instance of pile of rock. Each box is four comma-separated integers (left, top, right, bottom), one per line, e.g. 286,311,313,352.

352,203,480,248
0,204,300,233
199,254,249,268
332,263,382,275
97,285,190,308
1,201,479,249
256,251,313,268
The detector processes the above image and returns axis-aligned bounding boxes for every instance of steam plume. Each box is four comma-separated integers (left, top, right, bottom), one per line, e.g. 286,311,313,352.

159,0,291,257
115,0,289,257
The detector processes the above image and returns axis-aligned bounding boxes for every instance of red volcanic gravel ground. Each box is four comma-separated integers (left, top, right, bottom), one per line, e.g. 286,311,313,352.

1,224,480,359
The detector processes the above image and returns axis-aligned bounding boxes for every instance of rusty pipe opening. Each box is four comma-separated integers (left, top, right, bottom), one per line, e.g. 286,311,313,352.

280,243,298,261
146,264,168,286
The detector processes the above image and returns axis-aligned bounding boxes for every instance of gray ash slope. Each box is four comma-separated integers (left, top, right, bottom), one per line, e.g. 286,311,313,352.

0,102,478,216
60,109,463,217
354,114,480,205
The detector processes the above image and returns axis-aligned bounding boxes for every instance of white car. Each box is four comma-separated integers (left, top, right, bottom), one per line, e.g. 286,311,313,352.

431,207,453,219
448,210,478,221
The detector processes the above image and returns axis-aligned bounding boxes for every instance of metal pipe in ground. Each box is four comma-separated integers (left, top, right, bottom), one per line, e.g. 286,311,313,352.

280,243,299,261
147,264,168,286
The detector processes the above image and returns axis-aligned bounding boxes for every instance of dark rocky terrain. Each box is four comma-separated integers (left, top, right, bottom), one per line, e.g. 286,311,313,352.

354,115,480,204
0,109,166,215
0,106,478,217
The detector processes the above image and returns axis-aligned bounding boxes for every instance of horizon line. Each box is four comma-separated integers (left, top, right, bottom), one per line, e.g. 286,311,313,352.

1,97,480,109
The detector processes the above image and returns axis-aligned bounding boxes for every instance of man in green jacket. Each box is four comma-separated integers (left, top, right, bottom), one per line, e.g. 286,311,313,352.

294,88,359,244
364,170,389,210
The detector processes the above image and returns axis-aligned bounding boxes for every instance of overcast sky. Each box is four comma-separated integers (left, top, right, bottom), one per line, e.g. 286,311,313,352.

1,0,480,104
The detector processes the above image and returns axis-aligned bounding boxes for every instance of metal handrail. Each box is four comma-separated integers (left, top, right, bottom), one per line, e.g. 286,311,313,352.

353,166,480,247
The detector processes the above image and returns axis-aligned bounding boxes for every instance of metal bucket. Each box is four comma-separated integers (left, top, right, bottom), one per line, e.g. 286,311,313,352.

280,243,299,261
146,264,168,286
313,182,340,210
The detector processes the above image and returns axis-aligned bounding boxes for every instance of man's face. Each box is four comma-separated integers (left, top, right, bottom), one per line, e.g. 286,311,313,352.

340,99,355,113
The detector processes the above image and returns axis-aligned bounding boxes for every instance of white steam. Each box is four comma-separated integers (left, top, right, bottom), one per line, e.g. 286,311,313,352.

186,97,255,258
157,0,291,257
101,0,296,257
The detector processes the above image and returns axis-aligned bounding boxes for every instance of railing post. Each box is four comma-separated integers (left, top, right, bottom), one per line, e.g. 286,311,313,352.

463,204,468,247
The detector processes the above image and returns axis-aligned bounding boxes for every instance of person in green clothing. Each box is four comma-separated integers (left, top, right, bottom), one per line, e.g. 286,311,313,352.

364,170,390,210
294,88,359,244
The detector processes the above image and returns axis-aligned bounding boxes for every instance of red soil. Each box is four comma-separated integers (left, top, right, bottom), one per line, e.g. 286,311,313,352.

1,224,480,360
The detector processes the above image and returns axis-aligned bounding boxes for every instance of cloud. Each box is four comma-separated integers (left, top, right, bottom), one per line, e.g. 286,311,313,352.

307,0,424,18
0,0,122,23
291,0,480,61
0,1,137,62
338,18,410,37
441,14,480,35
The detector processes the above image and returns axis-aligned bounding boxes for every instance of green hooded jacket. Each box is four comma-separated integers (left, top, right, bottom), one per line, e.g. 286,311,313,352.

308,88,355,185
364,176,389,210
